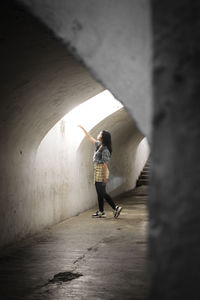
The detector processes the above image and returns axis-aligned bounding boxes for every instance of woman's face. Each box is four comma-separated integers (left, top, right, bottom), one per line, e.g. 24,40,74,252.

97,131,102,142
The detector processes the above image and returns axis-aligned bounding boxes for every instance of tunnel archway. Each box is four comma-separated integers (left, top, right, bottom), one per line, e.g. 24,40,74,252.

34,90,149,228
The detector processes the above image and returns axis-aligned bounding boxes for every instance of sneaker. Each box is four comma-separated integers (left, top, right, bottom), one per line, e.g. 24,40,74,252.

114,206,122,218
92,211,106,218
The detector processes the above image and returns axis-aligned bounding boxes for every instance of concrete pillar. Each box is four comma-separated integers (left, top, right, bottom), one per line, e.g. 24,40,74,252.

148,0,200,298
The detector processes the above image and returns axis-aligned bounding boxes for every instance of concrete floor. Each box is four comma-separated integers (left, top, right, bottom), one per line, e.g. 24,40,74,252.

0,186,148,300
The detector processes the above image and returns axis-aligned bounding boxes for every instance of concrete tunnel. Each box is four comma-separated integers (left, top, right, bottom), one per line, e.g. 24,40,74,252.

0,2,150,248
2,0,200,299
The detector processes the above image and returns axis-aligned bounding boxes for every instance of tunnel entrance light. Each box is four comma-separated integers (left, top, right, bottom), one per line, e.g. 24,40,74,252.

37,90,123,153
59,90,123,150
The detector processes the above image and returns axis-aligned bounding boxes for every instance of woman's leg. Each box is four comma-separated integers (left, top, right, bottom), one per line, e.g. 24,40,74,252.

95,182,104,212
102,184,116,210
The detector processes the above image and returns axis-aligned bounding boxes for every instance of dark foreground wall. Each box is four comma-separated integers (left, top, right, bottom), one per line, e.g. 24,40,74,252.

148,0,200,298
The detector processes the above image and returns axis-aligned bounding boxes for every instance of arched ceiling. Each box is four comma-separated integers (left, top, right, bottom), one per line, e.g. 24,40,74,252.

0,3,103,153
17,0,152,138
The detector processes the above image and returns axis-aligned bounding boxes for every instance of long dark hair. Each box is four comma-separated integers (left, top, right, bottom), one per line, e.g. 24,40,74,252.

102,130,112,155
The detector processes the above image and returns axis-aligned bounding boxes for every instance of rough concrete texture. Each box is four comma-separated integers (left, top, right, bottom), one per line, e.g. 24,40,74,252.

0,186,148,300
148,0,200,298
17,0,152,138
0,3,103,248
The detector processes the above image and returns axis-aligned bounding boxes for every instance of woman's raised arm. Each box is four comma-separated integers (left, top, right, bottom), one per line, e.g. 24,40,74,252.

78,125,96,144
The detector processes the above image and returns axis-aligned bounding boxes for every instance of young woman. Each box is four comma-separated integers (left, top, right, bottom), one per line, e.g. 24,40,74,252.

78,125,122,218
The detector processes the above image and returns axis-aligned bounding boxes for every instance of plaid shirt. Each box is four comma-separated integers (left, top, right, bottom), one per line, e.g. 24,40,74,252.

94,164,109,183
93,141,110,164
93,141,110,183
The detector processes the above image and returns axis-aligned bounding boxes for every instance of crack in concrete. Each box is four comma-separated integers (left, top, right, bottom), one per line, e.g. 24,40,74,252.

73,254,86,265
72,235,118,269
72,242,100,268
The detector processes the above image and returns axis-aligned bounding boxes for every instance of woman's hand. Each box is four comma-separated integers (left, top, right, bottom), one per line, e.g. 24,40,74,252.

77,125,96,144
104,178,109,184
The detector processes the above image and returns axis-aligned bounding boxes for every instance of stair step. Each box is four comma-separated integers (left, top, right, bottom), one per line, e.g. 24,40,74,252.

142,169,149,172
144,164,151,167
137,179,149,186
143,166,151,170
136,158,151,187
139,178,149,183
141,171,149,176
138,178,149,182
140,175,148,179
142,167,150,171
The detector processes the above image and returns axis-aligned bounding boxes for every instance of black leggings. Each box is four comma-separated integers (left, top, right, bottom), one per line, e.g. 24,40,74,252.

95,182,116,212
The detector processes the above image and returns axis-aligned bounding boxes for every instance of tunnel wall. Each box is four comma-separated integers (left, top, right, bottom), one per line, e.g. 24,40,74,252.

0,4,103,248
148,1,200,298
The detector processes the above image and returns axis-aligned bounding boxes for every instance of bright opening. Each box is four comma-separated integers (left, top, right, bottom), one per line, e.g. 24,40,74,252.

38,90,123,152
60,90,123,150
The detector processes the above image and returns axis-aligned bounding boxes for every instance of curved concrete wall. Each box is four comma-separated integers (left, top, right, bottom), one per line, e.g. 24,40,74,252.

0,4,103,247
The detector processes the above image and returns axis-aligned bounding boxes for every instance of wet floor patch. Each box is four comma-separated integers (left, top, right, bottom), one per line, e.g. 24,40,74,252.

49,271,83,283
